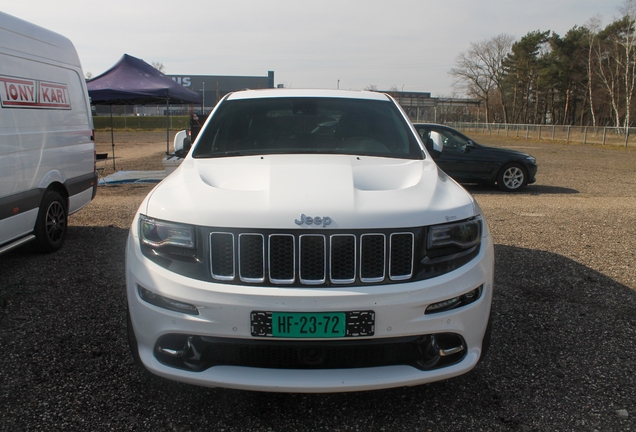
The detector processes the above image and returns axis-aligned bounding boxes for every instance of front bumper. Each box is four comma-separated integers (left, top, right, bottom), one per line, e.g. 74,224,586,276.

125,231,494,393
527,162,538,184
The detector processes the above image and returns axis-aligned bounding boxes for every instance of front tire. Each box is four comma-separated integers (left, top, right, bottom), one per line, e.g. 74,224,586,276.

127,306,149,372
497,163,527,192
34,191,67,252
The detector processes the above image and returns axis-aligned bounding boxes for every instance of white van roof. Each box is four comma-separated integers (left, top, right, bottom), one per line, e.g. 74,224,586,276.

0,11,81,67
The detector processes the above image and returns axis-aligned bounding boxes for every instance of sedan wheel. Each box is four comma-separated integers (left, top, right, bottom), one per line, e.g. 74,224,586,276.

498,163,527,192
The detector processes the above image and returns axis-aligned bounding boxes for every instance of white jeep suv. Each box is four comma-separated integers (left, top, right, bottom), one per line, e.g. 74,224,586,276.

125,89,494,393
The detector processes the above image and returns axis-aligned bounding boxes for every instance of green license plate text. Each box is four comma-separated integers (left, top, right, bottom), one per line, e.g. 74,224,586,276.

271,312,346,338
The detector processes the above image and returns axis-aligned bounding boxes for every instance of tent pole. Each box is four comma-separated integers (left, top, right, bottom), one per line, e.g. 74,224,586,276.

166,97,170,154
110,105,116,170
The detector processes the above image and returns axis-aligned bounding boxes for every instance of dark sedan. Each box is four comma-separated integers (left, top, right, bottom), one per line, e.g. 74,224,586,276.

413,123,538,192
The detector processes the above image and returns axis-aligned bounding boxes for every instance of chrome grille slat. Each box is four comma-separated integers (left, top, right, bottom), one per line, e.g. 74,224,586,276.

389,232,414,280
239,233,265,283
268,234,295,284
209,230,414,286
360,234,386,283
299,234,326,284
210,232,235,280
330,234,356,284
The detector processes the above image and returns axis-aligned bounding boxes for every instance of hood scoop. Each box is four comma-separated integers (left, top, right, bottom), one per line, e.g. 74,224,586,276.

195,155,425,192
197,158,269,191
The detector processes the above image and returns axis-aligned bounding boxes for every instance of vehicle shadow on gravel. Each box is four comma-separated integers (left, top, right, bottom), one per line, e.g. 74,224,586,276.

464,184,579,195
196,245,635,431
1,229,635,431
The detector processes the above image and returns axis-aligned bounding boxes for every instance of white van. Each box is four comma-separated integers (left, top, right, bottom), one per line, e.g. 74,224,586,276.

0,12,97,254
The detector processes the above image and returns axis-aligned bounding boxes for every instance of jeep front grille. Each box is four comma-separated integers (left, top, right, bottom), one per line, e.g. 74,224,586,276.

210,230,415,286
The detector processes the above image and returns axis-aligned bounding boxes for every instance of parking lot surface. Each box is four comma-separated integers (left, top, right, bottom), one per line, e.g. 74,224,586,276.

1,133,635,431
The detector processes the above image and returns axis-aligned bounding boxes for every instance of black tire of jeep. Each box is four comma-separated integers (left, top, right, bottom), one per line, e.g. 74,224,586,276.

477,307,493,365
34,191,68,253
497,162,527,192
127,307,147,370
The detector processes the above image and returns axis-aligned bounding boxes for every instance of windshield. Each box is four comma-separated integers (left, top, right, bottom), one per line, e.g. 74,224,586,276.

192,97,423,159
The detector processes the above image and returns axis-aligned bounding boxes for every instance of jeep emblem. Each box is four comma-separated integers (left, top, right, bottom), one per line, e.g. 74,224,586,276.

294,214,332,227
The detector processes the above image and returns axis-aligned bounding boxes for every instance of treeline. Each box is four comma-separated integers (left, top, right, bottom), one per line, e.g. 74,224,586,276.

450,1,636,127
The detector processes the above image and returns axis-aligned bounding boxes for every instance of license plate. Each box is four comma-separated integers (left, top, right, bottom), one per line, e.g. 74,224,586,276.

271,312,346,338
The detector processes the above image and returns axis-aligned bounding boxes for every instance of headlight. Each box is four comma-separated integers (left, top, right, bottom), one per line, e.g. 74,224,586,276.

418,217,483,279
525,156,536,163
428,217,482,250
139,215,195,249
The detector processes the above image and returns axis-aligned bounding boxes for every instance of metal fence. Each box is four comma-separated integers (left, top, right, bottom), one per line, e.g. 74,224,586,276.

447,123,635,147
92,115,190,130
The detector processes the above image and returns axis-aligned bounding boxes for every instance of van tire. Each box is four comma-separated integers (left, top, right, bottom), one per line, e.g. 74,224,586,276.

34,191,67,253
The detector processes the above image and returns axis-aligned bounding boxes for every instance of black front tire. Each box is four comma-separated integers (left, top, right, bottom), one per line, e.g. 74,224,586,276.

478,308,493,365
34,191,67,253
497,163,527,192
127,307,144,367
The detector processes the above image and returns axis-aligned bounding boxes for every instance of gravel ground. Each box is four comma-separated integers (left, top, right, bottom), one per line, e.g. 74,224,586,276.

1,131,635,431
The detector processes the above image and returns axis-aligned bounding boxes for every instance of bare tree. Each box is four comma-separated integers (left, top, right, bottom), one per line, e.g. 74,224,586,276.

620,0,636,128
596,1,636,128
364,84,378,91
584,15,603,126
451,45,493,121
450,34,515,122
151,62,166,73
489,34,516,124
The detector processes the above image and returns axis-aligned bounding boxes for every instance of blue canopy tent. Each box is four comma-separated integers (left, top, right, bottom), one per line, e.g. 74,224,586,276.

87,54,202,169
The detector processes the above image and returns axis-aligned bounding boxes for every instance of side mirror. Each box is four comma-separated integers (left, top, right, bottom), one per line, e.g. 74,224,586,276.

429,149,442,159
173,130,192,158
425,137,442,159
173,130,187,153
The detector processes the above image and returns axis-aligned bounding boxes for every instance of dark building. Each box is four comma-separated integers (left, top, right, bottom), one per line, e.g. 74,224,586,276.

168,71,274,112
92,71,483,122
382,90,482,123
92,71,274,116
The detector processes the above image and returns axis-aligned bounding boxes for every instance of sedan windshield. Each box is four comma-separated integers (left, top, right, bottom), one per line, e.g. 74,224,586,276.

192,97,423,159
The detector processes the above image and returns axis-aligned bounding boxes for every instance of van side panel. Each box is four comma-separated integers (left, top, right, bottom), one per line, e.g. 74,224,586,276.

0,209,38,248
0,56,94,197
0,13,81,67
0,12,95,253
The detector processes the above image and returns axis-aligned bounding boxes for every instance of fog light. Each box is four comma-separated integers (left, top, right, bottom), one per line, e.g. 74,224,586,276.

427,297,460,313
138,286,199,315
425,285,483,314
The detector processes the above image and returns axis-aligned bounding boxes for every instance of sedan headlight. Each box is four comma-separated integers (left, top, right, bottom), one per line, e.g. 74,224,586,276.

428,217,482,250
139,215,195,249
525,156,536,163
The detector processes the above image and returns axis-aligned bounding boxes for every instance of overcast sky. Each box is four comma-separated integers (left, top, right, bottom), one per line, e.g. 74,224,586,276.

1,0,624,96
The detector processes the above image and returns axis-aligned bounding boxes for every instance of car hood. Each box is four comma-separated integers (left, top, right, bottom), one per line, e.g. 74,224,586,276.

142,154,478,229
